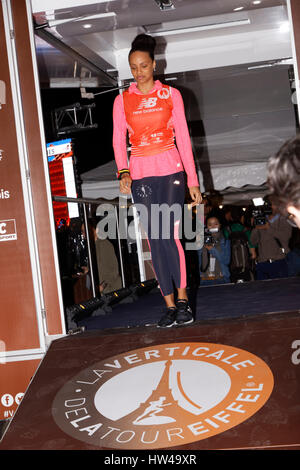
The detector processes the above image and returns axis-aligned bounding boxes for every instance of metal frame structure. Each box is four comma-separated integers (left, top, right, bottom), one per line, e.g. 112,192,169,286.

53,102,98,136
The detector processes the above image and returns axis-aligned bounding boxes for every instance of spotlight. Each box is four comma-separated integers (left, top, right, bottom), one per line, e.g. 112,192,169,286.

102,280,158,309
102,287,135,308
65,280,159,329
154,0,175,11
66,296,107,327
129,279,158,298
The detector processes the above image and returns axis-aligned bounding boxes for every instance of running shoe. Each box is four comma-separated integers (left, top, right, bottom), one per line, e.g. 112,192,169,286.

157,306,177,328
175,299,194,325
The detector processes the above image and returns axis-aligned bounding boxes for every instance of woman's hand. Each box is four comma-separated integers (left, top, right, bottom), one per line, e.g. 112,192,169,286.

189,186,202,207
119,174,132,194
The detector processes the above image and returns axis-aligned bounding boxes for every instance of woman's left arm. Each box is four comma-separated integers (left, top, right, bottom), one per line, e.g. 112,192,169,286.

171,88,202,205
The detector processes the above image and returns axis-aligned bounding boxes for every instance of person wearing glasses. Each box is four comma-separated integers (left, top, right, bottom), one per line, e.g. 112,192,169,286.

267,135,300,230
267,135,300,277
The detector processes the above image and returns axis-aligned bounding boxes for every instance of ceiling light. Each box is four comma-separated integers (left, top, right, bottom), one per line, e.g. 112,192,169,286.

77,12,116,22
42,12,116,28
247,58,292,69
252,1,262,4
279,21,290,33
83,24,92,29
233,7,244,11
32,0,117,13
146,19,250,37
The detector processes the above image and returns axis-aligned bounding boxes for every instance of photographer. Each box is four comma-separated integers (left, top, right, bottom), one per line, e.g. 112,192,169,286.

267,135,300,229
250,198,292,280
198,214,231,285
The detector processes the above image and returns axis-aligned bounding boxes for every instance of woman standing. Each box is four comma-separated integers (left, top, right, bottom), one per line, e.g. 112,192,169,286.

113,34,202,327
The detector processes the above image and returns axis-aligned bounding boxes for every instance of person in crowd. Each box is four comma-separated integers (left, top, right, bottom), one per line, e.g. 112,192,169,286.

223,206,256,256
267,134,300,229
81,219,122,296
250,198,292,280
90,219,122,295
223,205,256,282
222,205,233,225
267,135,300,278
198,213,231,285
112,33,202,328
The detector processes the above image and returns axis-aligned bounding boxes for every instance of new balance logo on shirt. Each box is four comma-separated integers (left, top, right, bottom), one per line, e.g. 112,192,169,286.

137,97,158,110
135,97,163,115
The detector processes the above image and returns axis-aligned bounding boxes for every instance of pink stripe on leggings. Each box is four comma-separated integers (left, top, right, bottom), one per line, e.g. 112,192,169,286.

174,220,187,288
145,237,164,297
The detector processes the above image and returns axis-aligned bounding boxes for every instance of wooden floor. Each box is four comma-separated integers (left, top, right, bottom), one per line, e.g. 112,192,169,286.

0,307,300,451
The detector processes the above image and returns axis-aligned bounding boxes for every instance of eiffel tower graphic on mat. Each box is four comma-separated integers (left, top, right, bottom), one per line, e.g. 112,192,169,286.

121,360,202,426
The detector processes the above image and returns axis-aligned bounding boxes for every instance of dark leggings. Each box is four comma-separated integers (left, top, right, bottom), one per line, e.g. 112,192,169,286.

131,172,186,297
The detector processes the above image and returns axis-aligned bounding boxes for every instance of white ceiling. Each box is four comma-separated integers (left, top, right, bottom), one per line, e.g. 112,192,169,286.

32,0,286,31
32,0,289,85
31,0,297,194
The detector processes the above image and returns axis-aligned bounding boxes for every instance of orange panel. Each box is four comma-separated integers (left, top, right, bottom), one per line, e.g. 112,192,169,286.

0,359,41,420
0,3,41,351
11,0,64,335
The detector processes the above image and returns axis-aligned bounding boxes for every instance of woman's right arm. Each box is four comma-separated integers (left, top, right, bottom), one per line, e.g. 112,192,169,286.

113,95,132,193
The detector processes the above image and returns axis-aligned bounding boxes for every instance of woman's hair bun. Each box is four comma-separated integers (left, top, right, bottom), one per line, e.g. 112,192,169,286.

131,34,156,52
129,34,156,60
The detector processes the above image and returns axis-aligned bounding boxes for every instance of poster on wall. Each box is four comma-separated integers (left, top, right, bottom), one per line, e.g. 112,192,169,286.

46,138,79,226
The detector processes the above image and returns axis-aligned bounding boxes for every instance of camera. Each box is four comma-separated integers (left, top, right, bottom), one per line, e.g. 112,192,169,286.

204,228,215,246
252,197,272,226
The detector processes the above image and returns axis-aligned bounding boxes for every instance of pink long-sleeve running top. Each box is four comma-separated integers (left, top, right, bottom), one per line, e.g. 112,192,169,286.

112,80,199,188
